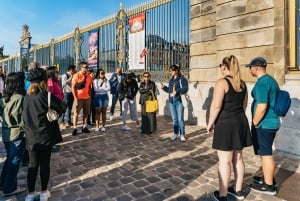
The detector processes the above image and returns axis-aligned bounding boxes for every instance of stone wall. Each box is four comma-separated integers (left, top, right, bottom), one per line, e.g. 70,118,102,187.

190,0,286,83
176,0,300,157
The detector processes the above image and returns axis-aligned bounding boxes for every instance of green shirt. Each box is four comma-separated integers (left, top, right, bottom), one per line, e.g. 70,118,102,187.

0,94,25,142
251,74,280,129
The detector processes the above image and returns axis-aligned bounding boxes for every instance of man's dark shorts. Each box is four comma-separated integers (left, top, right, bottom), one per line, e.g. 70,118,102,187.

252,125,278,156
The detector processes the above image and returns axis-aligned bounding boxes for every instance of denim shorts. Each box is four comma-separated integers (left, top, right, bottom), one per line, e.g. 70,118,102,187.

93,94,109,108
252,126,277,156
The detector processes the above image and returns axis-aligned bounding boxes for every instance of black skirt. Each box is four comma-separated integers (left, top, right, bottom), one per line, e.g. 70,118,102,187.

141,104,157,134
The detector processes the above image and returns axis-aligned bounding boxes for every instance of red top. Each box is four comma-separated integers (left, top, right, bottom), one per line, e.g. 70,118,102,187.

47,78,64,101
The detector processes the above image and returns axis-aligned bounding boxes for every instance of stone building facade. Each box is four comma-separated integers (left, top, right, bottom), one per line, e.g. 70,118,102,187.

159,0,300,157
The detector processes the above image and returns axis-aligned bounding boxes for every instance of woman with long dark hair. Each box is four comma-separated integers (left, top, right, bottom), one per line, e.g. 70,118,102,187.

0,72,26,196
92,69,110,131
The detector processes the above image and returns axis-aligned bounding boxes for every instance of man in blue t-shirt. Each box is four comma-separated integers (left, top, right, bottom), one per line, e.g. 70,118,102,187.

246,57,280,196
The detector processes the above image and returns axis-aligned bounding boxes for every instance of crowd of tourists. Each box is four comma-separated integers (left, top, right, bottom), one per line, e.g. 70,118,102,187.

0,55,281,201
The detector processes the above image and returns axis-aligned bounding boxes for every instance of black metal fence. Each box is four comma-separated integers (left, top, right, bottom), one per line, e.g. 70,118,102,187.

0,0,190,81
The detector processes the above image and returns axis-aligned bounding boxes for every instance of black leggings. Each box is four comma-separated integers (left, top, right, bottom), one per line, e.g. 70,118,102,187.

27,149,52,192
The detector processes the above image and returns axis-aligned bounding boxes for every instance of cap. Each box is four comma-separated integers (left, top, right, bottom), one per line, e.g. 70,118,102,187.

246,57,267,67
170,64,180,71
27,67,47,83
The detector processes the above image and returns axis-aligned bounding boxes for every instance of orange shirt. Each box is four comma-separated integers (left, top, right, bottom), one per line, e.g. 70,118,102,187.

72,72,92,99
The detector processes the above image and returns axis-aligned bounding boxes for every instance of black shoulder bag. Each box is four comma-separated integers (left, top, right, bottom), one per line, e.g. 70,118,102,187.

75,75,87,90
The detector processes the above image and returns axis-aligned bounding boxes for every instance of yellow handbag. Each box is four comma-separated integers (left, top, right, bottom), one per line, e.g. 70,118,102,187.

145,90,158,113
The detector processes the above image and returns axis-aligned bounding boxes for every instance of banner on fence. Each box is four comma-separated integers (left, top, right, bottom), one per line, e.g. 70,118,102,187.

128,13,146,70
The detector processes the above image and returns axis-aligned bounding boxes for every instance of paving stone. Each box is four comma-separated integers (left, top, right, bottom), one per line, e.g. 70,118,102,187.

150,192,167,201
79,181,96,189
0,115,298,201
120,184,138,193
132,180,149,188
130,189,148,199
146,176,161,184
105,188,123,197
60,192,79,201
144,185,161,194
116,194,133,201
107,180,122,188
119,177,135,184
131,172,147,180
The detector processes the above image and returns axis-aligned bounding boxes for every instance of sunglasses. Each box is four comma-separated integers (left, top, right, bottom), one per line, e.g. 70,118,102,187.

100,72,105,74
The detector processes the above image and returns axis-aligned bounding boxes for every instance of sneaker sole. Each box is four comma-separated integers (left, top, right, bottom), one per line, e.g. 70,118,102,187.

227,191,244,200
250,187,277,196
253,179,278,188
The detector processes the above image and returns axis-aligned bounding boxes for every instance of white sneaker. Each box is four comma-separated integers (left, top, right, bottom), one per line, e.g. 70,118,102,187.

101,127,106,132
170,134,178,141
94,128,100,132
109,115,114,121
25,193,39,201
180,135,186,142
122,125,131,131
136,124,141,128
40,190,51,201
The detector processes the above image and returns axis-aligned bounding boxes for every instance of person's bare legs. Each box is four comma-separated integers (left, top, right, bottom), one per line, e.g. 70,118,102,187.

261,156,275,185
217,150,233,197
83,114,88,127
73,112,79,128
232,150,244,192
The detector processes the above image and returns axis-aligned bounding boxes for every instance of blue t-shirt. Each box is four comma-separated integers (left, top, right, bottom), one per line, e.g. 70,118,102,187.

251,74,280,129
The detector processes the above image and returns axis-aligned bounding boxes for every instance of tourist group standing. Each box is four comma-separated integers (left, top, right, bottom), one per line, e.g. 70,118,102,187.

0,56,283,200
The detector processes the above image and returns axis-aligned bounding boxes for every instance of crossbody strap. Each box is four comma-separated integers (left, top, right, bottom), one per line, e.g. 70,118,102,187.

149,89,156,100
48,92,51,108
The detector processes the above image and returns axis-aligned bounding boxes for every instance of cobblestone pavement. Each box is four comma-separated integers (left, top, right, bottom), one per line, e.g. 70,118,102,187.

0,115,299,201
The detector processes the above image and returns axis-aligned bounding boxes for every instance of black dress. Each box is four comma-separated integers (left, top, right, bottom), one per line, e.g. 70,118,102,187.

212,78,252,151
139,80,157,134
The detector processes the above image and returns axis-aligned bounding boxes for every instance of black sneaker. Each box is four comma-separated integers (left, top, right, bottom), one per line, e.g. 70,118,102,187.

68,121,73,126
227,187,244,200
72,129,78,136
82,127,90,133
212,191,228,201
250,182,277,195
253,176,277,187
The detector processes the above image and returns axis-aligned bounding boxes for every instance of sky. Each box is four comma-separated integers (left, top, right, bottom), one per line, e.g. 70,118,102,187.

0,0,146,56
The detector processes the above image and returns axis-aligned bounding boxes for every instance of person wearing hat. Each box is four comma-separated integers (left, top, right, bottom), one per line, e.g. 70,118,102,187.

117,73,140,130
22,67,64,201
246,57,279,195
161,64,188,142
